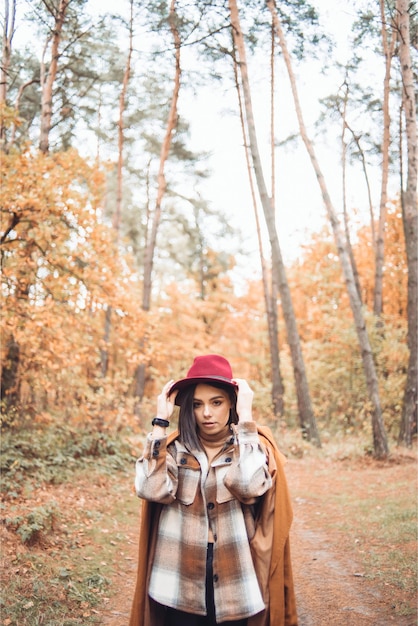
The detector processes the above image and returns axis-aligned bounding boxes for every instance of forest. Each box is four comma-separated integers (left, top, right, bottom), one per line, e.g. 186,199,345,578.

1,0,416,455
1,1,417,624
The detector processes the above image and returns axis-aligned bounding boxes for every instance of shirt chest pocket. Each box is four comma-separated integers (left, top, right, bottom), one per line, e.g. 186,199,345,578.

175,454,200,505
214,459,235,504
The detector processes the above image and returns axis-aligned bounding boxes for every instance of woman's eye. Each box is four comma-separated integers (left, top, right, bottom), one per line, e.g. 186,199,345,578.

193,402,201,409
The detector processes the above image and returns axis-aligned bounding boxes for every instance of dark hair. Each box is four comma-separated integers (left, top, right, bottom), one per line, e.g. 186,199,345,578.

178,381,238,451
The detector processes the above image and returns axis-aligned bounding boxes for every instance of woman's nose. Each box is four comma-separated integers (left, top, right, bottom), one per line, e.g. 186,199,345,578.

203,404,211,417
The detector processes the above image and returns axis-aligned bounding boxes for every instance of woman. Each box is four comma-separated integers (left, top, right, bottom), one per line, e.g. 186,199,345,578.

129,354,298,626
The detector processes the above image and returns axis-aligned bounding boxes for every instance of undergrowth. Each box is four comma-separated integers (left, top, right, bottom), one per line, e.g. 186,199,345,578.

0,424,138,625
5,501,59,545
1,424,133,498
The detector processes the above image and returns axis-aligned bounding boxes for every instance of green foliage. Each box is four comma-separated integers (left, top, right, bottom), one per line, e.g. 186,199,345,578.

7,4,119,151
0,425,134,498
5,502,59,545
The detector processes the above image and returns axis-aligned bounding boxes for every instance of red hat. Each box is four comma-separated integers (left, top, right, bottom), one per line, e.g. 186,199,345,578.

170,355,238,405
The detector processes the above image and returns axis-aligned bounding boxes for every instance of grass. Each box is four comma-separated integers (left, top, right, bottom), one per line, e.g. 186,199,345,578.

2,551,108,625
2,541,105,624
331,478,417,596
356,500,417,594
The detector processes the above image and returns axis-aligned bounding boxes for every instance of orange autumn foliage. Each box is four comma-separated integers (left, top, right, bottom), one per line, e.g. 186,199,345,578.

1,148,408,437
289,201,407,342
355,201,408,318
1,149,145,427
287,203,407,434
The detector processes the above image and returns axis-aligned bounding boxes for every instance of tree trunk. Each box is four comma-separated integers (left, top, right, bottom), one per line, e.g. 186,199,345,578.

135,0,181,404
229,0,319,444
0,0,16,105
346,122,377,251
0,268,30,413
100,305,112,378
269,18,285,416
1,0,16,147
341,81,362,301
269,275,285,415
8,80,39,149
397,0,418,446
39,0,69,154
267,0,389,457
142,0,181,312
0,336,20,411
133,354,146,409
100,0,134,379
113,0,133,235
373,0,396,316
232,27,284,417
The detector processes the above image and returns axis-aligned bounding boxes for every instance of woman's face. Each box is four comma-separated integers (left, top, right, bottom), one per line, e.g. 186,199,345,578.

193,384,232,438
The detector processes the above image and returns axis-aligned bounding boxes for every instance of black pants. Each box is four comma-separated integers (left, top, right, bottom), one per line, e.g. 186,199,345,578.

164,544,247,626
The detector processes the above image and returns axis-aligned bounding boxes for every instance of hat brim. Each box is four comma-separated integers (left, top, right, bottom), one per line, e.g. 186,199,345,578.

170,376,238,406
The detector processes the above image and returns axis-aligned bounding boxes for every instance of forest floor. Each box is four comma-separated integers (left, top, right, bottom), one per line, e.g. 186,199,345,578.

1,430,417,626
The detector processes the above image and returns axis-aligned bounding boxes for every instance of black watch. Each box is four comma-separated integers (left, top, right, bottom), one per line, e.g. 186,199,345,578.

152,417,169,428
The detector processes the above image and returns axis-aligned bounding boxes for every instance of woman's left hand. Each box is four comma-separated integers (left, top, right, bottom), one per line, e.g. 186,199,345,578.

232,378,254,422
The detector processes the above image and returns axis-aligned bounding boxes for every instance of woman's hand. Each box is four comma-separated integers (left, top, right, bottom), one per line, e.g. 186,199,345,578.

156,380,177,421
232,378,254,422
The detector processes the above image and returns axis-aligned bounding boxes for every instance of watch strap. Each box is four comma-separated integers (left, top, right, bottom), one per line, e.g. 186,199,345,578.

152,417,169,428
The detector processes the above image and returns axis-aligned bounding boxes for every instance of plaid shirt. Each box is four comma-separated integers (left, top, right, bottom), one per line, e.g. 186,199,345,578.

135,421,273,623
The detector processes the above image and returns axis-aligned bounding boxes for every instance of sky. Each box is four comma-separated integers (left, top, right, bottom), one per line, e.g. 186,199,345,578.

175,0,384,274
79,0,385,278
11,0,388,280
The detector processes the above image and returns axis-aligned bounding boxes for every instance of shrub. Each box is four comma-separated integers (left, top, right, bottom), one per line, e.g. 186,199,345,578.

5,502,59,545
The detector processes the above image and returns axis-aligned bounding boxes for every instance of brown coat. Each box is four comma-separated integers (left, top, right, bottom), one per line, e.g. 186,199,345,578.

129,424,298,626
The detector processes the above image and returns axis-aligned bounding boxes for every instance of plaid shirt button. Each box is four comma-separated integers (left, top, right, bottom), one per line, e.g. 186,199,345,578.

224,457,232,462
207,502,215,510
213,574,219,582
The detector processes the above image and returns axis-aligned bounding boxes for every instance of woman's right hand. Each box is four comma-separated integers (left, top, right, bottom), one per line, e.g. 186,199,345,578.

156,380,177,421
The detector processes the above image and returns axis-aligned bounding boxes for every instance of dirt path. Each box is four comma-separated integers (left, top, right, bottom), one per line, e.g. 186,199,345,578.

288,459,414,626
98,456,417,626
